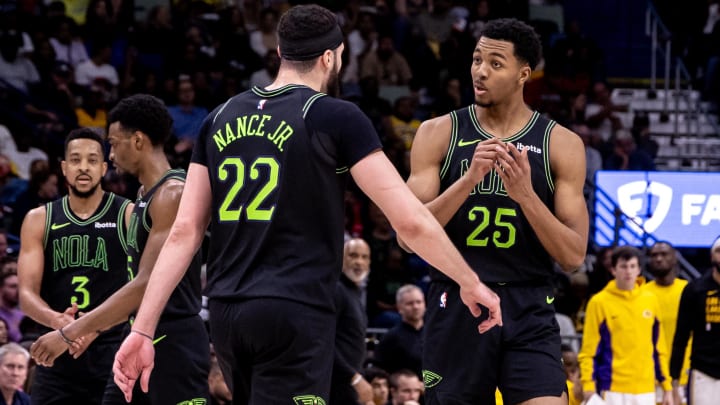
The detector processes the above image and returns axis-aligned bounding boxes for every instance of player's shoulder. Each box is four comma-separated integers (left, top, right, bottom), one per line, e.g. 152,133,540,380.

154,177,186,203
549,121,583,146
413,113,453,146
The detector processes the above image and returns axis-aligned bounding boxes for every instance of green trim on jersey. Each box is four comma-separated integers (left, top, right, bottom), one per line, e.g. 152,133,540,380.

440,111,460,180
469,107,540,142
116,199,131,255
302,93,326,119
251,85,306,97
42,202,52,248
543,120,556,192
139,170,187,233
60,193,116,226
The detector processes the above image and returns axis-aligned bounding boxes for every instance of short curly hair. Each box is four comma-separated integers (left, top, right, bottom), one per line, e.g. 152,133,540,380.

480,18,542,70
107,94,172,146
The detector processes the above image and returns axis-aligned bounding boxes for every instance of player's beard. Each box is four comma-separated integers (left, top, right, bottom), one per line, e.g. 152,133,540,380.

325,59,341,98
69,182,100,199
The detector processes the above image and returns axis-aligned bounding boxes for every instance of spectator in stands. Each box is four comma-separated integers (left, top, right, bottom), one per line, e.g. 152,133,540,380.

364,367,390,405
643,241,691,405
588,246,614,297
0,319,8,347
360,34,412,86
49,17,89,68
132,5,174,76
374,284,424,376
0,29,40,93
74,42,119,93
30,61,79,132
468,0,492,40
9,162,57,236
390,96,421,152
249,8,278,59
0,343,30,405
365,201,410,328
573,122,602,215
604,129,656,171
0,154,27,215
0,257,16,277
248,50,280,89
74,84,109,133
2,129,48,182
670,235,720,405
0,273,22,343
333,238,373,405
631,112,658,159
585,81,625,144
579,246,673,405
0,232,7,262
342,9,378,90
168,77,208,156
388,369,423,405
561,344,583,405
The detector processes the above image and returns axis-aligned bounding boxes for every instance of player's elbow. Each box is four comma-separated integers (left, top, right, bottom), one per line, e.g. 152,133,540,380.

559,254,585,273
392,214,426,244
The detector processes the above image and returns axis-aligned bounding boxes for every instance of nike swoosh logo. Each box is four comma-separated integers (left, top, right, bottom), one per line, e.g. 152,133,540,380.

50,223,70,230
708,290,718,296
457,139,481,147
153,334,167,345
546,296,555,304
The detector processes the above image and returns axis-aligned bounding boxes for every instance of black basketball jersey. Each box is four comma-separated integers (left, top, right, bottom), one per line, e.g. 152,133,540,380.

437,107,556,283
191,85,382,310
126,169,201,318
42,192,131,321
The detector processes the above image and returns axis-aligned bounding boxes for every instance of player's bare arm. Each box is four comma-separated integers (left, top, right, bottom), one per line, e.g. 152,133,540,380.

18,207,78,330
352,150,501,333
113,163,211,401
495,124,588,271
62,180,185,344
407,115,502,226
30,202,135,366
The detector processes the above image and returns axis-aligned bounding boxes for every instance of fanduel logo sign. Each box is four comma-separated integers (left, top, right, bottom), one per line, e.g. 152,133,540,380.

616,181,673,233
595,171,720,248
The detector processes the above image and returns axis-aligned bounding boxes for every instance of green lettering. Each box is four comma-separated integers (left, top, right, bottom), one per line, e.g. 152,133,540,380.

95,237,108,271
225,122,237,144
247,115,259,136
236,116,247,137
255,114,271,137
213,129,226,152
53,238,67,271
273,121,293,152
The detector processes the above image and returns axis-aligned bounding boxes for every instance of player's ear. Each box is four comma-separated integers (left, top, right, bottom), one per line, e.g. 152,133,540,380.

518,65,531,85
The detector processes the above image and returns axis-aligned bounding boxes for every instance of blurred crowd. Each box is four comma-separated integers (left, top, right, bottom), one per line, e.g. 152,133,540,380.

1,0,720,404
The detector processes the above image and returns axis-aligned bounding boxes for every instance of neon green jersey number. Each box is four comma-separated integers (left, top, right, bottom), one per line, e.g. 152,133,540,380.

70,276,90,309
218,157,279,221
466,206,517,248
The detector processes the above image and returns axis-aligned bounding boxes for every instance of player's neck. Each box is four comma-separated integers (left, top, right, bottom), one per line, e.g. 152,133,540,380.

138,151,171,191
267,68,323,93
67,190,105,219
474,98,533,140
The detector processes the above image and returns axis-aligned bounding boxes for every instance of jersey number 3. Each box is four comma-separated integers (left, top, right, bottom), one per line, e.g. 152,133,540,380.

218,157,279,221
70,275,90,309
466,206,517,248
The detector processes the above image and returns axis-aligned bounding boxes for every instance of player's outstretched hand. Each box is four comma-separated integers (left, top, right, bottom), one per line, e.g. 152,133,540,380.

113,330,155,403
459,281,502,334
30,330,70,367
